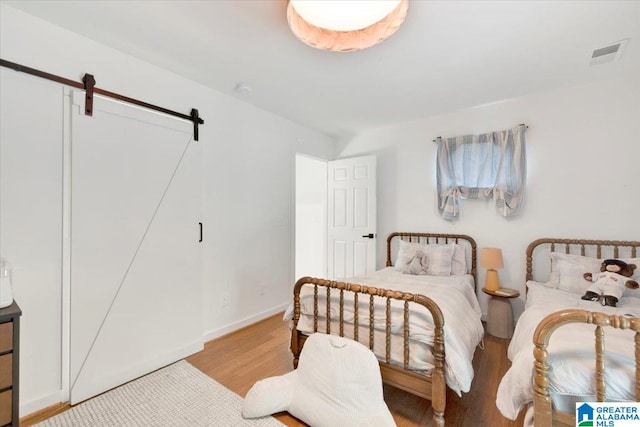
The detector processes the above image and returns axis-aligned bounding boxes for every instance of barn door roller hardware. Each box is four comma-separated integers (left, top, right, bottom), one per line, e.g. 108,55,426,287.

83,73,95,116
1,58,205,141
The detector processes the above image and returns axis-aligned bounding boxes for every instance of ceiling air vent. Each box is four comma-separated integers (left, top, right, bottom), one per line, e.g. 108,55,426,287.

589,39,629,66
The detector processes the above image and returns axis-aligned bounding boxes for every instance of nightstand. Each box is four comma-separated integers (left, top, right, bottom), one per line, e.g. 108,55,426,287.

0,301,21,427
482,288,520,339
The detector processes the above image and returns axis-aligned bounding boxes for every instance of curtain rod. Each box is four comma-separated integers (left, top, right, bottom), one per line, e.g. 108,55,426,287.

0,58,205,141
432,123,528,143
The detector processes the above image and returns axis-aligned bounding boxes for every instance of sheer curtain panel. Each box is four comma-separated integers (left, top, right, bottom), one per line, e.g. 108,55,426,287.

436,124,526,220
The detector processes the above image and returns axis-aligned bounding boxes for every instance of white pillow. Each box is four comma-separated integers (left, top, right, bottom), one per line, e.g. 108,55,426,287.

549,252,601,295
424,244,454,276
242,333,395,427
394,240,458,276
242,372,294,418
449,243,468,275
549,253,640,297
394,240,424,272
400,249,429,275
394,240,454,276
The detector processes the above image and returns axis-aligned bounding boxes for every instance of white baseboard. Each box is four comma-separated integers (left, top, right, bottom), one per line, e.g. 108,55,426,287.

22,307,288,417
20,339,204,417
20,388,66,419
203,303,289,342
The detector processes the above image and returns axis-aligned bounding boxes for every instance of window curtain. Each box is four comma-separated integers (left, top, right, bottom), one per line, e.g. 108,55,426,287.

436,124,526,220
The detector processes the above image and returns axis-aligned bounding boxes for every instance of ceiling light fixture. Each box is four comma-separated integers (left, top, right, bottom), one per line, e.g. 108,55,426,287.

287,0,408,52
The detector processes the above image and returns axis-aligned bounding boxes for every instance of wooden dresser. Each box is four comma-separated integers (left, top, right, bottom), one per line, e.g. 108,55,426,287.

0,302,21,427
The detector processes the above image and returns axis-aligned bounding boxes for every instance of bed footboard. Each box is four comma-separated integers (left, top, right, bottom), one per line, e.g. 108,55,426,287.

291,276,446,427
532,309,640,427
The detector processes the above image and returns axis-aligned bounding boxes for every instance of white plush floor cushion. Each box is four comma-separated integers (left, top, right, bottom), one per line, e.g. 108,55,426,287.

242,333,396,427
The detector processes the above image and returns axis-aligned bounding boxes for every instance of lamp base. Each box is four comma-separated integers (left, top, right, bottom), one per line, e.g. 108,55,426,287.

485,269,500,291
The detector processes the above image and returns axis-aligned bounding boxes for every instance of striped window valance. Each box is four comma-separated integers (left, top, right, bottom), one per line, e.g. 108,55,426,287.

436,124,527,221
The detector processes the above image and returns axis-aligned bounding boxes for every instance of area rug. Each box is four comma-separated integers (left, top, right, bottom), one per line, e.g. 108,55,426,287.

35,360,285,426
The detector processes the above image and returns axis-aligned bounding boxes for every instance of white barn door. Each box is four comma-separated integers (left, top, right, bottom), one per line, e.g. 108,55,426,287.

69,92,203,404
327,155,376,281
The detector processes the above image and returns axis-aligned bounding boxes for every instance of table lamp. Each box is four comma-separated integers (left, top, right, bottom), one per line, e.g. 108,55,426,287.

481,248,504,291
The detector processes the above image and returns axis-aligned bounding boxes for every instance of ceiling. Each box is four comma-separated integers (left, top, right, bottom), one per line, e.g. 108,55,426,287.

5,1,639,139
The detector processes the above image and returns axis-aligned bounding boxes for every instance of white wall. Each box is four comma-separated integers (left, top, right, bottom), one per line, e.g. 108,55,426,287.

0,69,65,415
0,3,334,416
336,72,640,320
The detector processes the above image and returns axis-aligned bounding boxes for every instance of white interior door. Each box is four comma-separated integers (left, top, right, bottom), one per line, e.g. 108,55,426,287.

327,155,376,281
69,91,203,404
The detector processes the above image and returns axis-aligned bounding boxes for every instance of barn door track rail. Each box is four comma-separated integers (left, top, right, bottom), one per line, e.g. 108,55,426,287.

1,58,204,141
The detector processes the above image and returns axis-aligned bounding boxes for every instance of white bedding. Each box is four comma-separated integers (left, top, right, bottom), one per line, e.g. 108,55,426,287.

496,281,640,420
284,267,484,396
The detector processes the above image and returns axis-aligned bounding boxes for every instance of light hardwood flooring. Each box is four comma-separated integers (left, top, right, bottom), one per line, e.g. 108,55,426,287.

21,312,525,426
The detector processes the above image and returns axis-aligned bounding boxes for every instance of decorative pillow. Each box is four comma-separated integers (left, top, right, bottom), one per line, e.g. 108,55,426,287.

401,249,429,275
394,240,425,272
242,371,294,418
449,243,468,275
549,253,640,297
549,253,602,295
242,333,395,427
424,244,454,276
394,240,455,276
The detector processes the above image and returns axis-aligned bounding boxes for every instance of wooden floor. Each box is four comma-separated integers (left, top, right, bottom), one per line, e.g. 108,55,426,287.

22,312,525,426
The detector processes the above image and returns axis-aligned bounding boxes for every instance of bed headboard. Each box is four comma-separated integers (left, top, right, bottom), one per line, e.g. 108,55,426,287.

526,238,640,282
385,232,478,287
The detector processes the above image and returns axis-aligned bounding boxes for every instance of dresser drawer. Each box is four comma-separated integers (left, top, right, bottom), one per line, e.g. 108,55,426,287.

0,389,11,426
0,323,11,353
0,303,21,427
0,354,11,390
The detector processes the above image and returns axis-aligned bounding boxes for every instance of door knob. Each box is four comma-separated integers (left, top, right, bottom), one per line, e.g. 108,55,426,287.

362,233,375,239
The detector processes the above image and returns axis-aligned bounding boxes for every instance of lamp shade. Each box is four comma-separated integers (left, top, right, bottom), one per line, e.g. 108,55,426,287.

480,248,504,270
287,0,408,52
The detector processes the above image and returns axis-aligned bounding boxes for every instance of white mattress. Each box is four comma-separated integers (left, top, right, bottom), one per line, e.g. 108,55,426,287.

496,281,640,420
284,267,484,396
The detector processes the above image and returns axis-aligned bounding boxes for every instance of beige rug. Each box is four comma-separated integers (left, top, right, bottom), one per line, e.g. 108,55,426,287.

35,360,285,426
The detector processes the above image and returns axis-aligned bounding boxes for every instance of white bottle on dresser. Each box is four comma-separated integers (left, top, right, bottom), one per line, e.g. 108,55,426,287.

0,258,14,308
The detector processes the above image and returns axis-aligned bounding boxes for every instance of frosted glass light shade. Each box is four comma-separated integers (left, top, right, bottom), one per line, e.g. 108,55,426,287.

290,0,401,31
287,0,408,52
